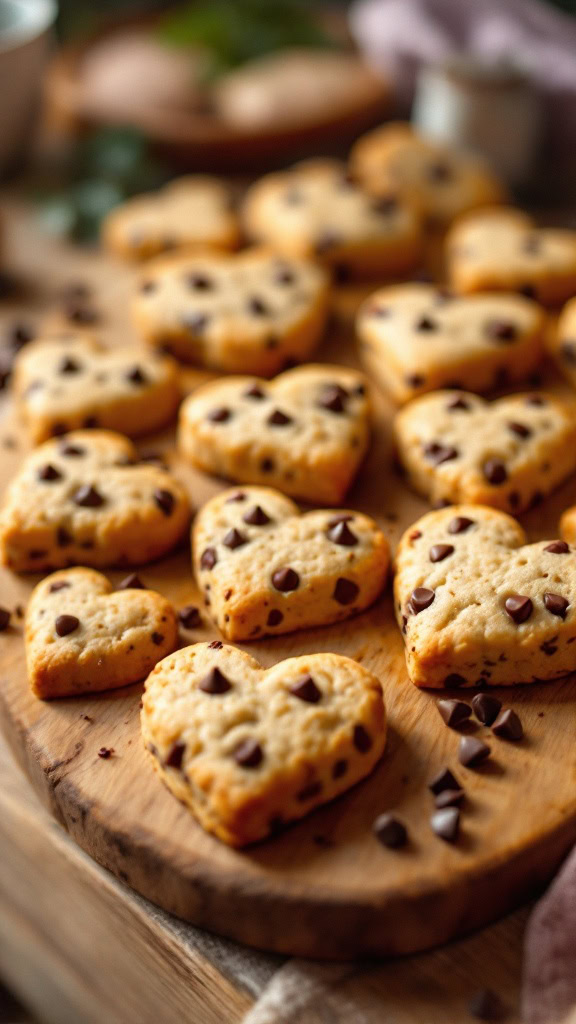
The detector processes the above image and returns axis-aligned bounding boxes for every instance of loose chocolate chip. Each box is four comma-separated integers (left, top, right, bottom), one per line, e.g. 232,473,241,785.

290,675,321,703
408,587,435,614
223,527,247,549
483,459,508,485
59,442,85,457
333,578,359,605
449,516,475,536
415,315,438,332
459,735,491,767
267,408,293,426
248,296,269,316
429,767,460,795
507,421,532,439
55,614,80,637
318,384,349,414
243,505,270,526
208,640,223,649
199,667,231,694
179,605,201,629
117,573,145,590
127,365,148,385
272,567,300,592
505,594,533,624
182,312,209,334
492,708,524,741
98,747,114,759
151,632,164,645
154,489,175,516
267,609,283,627
445,673,467,687
56,526,73,547
207,407,231,423
72,484,104,507
244,383,266,400
201,547,217,570
165,743,185,769
472,693,502,726
544,540,569,554
327,521,358,546
49,580,71,593
429,543,454,563
424,442,458,465
486,320,517,343
430,807,460,843
353,724,372,752
446,395,470,411
437,699,471,729
233,738,263,768
544,592,569,619
37,463,62,482
0,607,10,631
186,273,213,291
469,988,505,1021
434,788,465,809
373,813,407,849
58,355,80,374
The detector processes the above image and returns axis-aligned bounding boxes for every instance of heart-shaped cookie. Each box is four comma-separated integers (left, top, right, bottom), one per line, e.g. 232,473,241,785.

0,430,190,572
131,247,330,376
357,284,545,405
242,158,423,276
13,332,181,444
447,208,576,306
179,364,370,505
192,486,389,640
394,504,576,688
102,175,240,261
26,568,177,698
142,643,386,846
394,390,576,514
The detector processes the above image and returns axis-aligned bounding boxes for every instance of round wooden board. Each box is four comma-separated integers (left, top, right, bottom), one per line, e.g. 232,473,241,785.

1,200,576,960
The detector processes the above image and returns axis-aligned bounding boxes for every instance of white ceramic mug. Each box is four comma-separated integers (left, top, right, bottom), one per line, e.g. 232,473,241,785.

0,0,57,174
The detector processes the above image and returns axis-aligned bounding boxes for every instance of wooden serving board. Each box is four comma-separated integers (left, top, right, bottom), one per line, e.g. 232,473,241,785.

1,198,576,960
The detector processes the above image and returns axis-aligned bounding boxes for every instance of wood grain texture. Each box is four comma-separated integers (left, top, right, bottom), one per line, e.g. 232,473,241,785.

1,198,576,960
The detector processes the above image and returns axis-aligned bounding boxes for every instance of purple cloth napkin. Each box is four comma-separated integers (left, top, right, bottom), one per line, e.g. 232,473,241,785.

523,845,576,1024
350,0,576,152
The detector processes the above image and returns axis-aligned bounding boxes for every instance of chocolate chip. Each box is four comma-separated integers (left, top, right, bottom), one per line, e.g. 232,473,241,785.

297,780,323,802
244,384,266,400
459,735,491,767
408,587,435,614
117,573,145,590
430,807,460,843
72,484,104,507
186,273,213,291
223,527,247,549
428,160,452,182
37,463,62,482
233,738,263,767
49,580,71,593
98,747,114,759
328,513,354,527
483,459,508,485
472,693,502,726
226,491,246,502
448,516,475,534
424,442,458,465
151,632,164,645
55,614,80,637
492,708,523,741
333,759,348,778
406,373,425,388
66,304,99,325
505,594,533,624
507,421,532,439
544,592,569,618
182,312,209,334
154,489,175,516
56,526,73,547
486,320,517,343
199,667,231,694
327,521,358,546
260,457,275,473
544,540,569,554
429,767,460,795
208,639,223,649
434,788,465,809
127,365,148,385
274,264,295,285
446,395,470,411
353,724,372,752
58,355,81,374
429,543,454,563
243,505,270,526
333,578,359,605
0,607,10,631
437,699,471,729
290,675,321,703
140,279,156,294
207,406,231,423
318,384,349,414
201,547,217,570
267,609,283,627
272,567,299,592
178,605,201,629
83,415,99,429
248,296,269,316
445,673,467,687
165,743,185,769
372,195,398,215
415,315,438,332
267,409,292,426
9,322,34,350
373,813,407,849
59,442,85,457
469,988,505,1021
